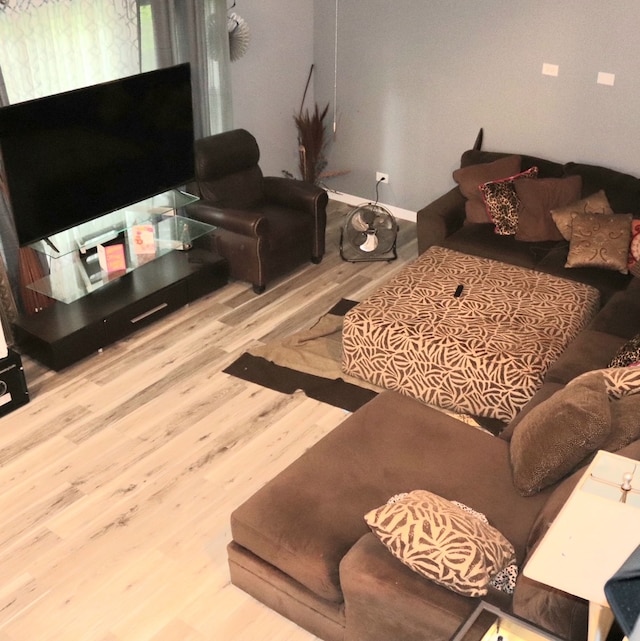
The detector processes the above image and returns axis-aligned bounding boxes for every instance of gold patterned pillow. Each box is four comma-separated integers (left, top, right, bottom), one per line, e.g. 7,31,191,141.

566,212,632,273
551,190,614,241
364,490,516,596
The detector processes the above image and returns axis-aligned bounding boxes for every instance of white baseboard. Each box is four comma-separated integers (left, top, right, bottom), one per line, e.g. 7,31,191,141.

327,190,417,223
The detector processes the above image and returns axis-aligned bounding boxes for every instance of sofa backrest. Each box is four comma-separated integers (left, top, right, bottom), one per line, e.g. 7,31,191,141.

460,149,640,217
564,162,640,216
460,149,565,179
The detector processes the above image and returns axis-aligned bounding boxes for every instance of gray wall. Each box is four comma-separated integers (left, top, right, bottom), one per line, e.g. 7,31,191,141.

312,0,640,212
229,0,315,178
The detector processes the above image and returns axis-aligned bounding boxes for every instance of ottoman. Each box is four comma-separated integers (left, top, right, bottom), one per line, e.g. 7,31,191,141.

341,246,600,421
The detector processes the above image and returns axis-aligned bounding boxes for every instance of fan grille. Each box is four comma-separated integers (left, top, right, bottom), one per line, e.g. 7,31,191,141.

340,203,398,262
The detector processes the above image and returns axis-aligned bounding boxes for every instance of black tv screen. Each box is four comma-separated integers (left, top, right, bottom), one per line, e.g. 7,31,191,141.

0,63,195,247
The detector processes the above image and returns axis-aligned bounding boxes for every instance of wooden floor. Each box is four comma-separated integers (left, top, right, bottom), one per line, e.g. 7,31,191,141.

0,200,418,641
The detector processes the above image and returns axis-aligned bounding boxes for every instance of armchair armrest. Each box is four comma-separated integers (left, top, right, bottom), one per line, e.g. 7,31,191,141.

263,176,328,260
185,202,269,238
263,176,328,214
416,187,466,255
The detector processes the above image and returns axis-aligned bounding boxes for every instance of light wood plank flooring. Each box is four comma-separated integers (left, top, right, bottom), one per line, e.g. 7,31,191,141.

0,200,418,641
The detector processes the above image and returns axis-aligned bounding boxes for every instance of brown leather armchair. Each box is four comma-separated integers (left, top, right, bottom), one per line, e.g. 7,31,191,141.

186,129,328,293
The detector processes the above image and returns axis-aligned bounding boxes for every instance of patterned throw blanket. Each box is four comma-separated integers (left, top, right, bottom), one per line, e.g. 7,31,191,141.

342,246,601,421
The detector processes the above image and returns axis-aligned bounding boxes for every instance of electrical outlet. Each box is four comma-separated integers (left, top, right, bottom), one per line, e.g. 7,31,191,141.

376,172,389,184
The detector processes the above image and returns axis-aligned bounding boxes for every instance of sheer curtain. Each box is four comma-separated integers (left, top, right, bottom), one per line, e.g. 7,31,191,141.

0,0,140,102
0,0,231,316
142,0,232,139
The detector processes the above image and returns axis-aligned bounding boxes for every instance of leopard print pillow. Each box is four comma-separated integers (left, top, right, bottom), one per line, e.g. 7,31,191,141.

479,166,539,235
365,490,516,597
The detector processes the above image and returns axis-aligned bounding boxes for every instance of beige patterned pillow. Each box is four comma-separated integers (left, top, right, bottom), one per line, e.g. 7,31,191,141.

551,190,614,241
574,365,640,399
566,212,632,273
364,490,516,597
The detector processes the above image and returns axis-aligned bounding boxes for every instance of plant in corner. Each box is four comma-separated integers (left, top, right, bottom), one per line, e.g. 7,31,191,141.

288,64,329,185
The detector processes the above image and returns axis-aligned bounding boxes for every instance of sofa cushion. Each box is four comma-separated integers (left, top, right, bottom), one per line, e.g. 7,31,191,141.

563,162,640,216
365,490,515,597
566,212,632,274
499,381,565,442
479,167,538,235
589,289,640,339
453,154,521,224
512,466,589,641
551,190,614,240
544,329,627,384
230,391,551,604
340,533,502,641
509,372,611,496
514,176,582,242
440,224,546,269
535,245,631,300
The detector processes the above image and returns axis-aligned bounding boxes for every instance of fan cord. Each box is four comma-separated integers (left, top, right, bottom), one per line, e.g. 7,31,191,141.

373,177,385,207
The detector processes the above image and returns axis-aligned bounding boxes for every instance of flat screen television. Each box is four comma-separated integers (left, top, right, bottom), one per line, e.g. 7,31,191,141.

0,63,195,247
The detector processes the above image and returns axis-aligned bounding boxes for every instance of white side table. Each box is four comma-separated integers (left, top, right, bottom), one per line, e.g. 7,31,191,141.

523,450,640,641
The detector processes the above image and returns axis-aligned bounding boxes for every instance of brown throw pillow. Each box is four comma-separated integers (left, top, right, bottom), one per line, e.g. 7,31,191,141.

550,190,614,241
364,490,515,597
509,371,611,496
453,155,522,223
566,212,632,273
514,175,582,242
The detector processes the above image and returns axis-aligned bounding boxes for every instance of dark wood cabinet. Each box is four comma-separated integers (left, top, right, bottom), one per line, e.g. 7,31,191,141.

13,249,228,371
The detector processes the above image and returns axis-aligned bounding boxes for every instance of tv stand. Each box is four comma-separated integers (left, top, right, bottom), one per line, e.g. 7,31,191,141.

13,248,228,371
12,191,229,370
43,236,60,253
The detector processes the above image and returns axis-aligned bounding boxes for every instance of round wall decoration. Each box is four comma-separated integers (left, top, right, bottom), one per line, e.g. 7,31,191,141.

228,12,250,61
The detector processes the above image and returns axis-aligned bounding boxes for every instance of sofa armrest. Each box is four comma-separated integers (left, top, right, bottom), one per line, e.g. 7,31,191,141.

186,202,268,238
416,187,466,255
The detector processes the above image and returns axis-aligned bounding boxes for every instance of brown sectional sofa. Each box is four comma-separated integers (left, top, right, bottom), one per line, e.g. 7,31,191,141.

227,149,640,641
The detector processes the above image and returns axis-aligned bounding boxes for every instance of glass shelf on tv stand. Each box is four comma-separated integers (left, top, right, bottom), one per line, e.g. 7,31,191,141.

27,190,215,304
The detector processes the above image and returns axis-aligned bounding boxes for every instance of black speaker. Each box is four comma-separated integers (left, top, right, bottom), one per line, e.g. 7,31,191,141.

0,348,29,418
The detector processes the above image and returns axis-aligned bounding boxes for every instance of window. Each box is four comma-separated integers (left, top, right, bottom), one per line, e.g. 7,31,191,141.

0,0,140,104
